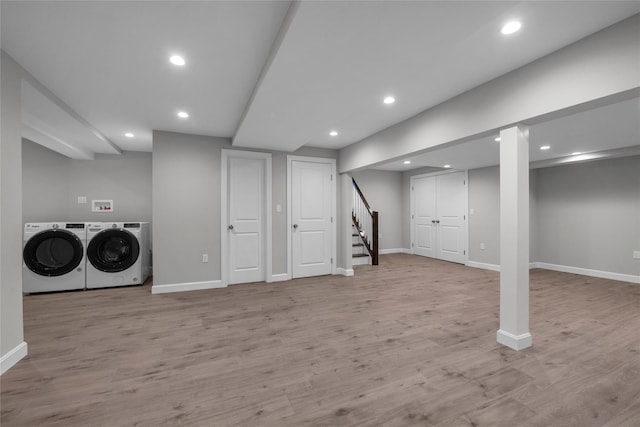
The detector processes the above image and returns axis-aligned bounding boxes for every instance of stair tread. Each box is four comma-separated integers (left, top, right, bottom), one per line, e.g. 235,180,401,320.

352,243,364,247
352,253,369,258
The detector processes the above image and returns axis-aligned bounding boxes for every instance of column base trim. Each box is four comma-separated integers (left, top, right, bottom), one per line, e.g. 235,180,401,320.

337,268,354,276
1,341,28,375
497,329,532,351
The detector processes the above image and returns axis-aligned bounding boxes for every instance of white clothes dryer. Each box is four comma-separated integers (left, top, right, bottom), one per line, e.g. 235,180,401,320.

85,222,150,289
23,222,87,293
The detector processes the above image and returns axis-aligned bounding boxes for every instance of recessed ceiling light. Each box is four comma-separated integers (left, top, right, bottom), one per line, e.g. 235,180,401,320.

540,145,550,150
177,111,189,118
170,55,186,66
383,96,395,105
124,132,134,138
329,131,338,137
571,152,582,156
494,137,501,142
403,160,411,165
501,21,522,35
443,164,451,168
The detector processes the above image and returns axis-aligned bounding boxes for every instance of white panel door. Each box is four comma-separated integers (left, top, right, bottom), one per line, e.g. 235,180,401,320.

292,160,332,278
411,171,467,264
228,157,264,284
413,176,437,258
436,172,466,264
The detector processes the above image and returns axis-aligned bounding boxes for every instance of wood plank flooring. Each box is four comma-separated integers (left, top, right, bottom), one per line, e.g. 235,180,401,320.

2,254,640,426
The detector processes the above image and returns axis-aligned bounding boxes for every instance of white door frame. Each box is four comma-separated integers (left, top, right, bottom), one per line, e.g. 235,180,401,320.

410,169,468,264
287,155,337,278
221,149,272,285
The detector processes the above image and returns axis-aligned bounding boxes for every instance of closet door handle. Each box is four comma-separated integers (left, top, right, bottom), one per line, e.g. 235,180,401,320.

228,225,234,230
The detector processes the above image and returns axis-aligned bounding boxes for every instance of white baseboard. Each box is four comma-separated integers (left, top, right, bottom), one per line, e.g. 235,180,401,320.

497,330,532,351
379,248,411,255
466,261,639,284
337,268,354,276
466,261,501,272
152,280,226,294
1,341,28,375
535,262,640,284
270,273,291,282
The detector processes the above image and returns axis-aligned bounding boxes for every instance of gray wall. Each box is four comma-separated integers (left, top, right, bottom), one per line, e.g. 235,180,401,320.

22,139,152,224
466,157,639,277
535,155,640,276
468,166,501,265
467,166,537,265
1,51,25,361
152,132,226,286
152,131,342,287
351,169,403,250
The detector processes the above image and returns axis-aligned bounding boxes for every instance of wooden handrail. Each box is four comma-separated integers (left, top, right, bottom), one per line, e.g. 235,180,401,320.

352,178,373,214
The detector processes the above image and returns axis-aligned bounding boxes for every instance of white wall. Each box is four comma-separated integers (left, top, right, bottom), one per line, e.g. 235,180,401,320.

22,139,152,224
1,51,26,372
351,169,404,250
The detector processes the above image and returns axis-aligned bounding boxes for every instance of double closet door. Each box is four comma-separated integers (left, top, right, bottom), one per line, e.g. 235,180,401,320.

411,171,467,264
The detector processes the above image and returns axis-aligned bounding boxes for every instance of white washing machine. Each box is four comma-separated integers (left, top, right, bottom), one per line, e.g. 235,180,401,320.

23,222,87,293
85,222,150,289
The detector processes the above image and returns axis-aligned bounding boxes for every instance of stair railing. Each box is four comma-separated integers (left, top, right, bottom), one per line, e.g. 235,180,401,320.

352,178,379,265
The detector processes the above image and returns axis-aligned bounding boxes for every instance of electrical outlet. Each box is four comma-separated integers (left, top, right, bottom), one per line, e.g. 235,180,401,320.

77,196,87,204
480,243,485,250
202,254,208,263
633,251,640,260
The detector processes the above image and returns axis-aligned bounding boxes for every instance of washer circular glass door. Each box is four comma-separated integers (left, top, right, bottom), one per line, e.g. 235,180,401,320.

23,229,84,277
87,228,140,273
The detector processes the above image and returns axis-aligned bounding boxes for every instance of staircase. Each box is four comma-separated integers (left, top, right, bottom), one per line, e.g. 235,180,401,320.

352,224,370,265
352,178,379,265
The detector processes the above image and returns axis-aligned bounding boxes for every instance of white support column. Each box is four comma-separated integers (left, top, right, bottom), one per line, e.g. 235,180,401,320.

497,125,532,351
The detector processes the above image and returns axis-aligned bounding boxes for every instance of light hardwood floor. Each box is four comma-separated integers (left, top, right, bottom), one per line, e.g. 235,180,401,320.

2,254,640,426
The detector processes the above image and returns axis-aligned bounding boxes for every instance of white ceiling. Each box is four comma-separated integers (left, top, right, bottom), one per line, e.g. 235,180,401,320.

2,1,639,169
374,97,640,171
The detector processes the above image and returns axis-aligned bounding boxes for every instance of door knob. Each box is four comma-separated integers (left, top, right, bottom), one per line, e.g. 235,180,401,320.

228,225,234,230
293,224,298,229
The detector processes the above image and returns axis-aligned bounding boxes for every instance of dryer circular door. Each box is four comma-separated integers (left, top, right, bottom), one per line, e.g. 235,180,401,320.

23,229,84,277
87,228,140,273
